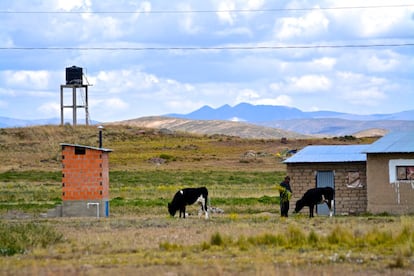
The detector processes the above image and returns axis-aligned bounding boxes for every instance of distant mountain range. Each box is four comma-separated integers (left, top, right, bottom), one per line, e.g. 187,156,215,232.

167,103,414,122
166,103,414,136
2,103,414,137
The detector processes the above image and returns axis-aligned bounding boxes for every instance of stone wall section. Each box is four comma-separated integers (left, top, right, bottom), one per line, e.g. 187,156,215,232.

287,162,367,215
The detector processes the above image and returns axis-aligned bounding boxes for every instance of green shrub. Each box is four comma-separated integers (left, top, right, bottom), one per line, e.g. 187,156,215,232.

159,241,182,251
159,154,175,161
307,230,319,246
211,232,224,246
248,233,286,246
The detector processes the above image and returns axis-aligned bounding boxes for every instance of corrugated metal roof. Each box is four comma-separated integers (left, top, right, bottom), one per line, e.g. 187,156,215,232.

284,145,368,163
365,131,414,153
60,143,113,152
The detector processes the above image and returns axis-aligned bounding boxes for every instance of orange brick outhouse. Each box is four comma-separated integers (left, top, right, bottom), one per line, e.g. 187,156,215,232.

60,143,112,217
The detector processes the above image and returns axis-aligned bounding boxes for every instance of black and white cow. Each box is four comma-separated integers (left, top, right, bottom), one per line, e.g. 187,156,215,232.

168,187,209,219
294,187,335,218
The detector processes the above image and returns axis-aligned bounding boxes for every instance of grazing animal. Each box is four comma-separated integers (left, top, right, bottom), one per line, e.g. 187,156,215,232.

294,187,335,218
168,187,209,219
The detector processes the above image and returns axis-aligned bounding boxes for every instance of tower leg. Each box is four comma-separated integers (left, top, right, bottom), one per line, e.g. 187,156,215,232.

72,87,77,126
60,86,64,125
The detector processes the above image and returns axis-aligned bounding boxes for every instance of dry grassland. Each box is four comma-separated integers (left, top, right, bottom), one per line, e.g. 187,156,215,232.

1,214,413,275
1,125,412,275
0,125,376,173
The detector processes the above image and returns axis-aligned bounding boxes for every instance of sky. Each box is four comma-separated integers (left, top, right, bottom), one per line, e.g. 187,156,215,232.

0,0,413,123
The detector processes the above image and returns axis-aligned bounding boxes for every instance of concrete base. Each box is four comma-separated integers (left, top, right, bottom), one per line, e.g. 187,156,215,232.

46,200,109,218
46,205,62,218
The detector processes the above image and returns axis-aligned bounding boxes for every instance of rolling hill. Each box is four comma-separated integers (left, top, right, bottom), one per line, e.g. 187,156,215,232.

110,116,309,139
2,103,413,138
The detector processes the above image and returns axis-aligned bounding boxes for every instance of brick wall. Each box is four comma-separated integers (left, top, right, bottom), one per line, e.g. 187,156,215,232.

61,145,110,201
287,162,367,215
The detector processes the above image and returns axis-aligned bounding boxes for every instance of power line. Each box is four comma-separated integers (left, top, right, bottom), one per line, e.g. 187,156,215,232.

1,43,413,51
1,4,413,14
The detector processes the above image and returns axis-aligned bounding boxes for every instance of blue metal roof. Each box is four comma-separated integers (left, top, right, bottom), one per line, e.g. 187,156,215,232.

284,145,368,163
365,131,414,153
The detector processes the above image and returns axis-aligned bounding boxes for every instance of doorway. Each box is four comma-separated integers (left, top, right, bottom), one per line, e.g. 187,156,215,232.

316,171,335,215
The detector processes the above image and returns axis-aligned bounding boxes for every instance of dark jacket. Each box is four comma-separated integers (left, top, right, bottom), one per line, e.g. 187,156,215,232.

280,180,292,193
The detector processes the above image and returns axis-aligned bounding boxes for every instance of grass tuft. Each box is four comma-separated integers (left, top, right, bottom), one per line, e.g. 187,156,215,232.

287,225,307,247
327,226,353,247
159,241,182,251
0,221,63,256
248,233,286,246
210,232,224,246
307,230,319,246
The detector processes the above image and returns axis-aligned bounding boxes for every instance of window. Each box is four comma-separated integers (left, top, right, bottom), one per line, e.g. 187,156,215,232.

389,160,414,183
347,171,363,188
396,166,414,180
75,147,86,155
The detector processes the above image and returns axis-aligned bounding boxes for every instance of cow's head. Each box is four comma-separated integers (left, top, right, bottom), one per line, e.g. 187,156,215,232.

294,199,304,213
168,202,176,216
322,187,334,200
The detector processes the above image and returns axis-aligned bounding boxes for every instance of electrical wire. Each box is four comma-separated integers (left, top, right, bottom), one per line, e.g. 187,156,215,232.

1,4,412,53
0,4,413,14
1,43,413,51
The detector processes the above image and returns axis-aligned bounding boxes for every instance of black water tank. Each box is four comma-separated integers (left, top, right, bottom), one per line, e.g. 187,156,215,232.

66,66,83,85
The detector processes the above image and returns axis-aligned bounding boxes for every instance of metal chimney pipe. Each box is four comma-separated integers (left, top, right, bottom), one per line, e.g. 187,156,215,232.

98,125,104,148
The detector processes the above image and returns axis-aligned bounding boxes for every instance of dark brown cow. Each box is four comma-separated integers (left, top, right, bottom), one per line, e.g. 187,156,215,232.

294,187,334,218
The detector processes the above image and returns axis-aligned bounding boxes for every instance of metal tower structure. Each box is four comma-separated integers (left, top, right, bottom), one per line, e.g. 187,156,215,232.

60,66,90,126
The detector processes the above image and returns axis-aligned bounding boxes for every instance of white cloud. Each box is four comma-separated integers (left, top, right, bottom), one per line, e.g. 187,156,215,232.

334,70,389,108
0,0,413,121
365,55,399,72
166,99,203,112
274,9,329,40
180,14,201,35
55,0,91,11
37,102,60,117
342,88,386,106
287,75,332,92
234,87,293,107
269,82,282,91
90,97,129,121
102,98,129,109
252,95,293,106
216,1,237,25
336,71,387,87
92,69,160,94
174,3,202,35
214,0,265,25
215,27,253,37
235,89,260,102
312,57,336,70
325,0,414,38
3,70,50,90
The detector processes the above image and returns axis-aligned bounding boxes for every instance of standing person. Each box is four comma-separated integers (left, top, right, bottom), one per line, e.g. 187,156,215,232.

279,176,292,217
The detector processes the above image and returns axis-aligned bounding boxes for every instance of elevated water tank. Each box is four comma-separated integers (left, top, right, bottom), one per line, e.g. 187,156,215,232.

66,66,83,85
